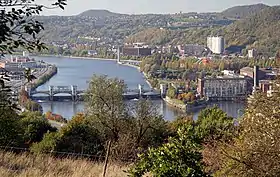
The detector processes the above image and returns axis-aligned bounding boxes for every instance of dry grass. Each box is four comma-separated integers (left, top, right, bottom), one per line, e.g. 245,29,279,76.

0,151,129,177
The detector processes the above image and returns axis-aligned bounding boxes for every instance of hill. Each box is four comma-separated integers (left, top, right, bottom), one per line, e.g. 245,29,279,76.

221,3,270,19
223,6,280,54
78,9,121,17
126,6,280,55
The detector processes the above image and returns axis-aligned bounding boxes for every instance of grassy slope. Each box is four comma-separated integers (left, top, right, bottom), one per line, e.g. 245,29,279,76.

0,151,128,177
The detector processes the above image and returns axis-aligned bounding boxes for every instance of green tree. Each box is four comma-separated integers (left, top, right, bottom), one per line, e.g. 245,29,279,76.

32,113,104,156
167,86,176,99
112,99,169,160
0,107,21,146
19,111,56,147
128,123,207,177
130,99,168,148
85,75,127,142
196,106,234,142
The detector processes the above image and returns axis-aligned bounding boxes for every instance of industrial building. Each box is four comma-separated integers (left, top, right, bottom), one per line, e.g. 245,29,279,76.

240,66,279,92
184,44,206,56
0,54,38,69
122,47,151,56
197,75,247,100
207,36,225,54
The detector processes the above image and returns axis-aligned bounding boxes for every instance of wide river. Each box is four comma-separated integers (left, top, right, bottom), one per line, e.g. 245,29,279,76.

35,56,245,121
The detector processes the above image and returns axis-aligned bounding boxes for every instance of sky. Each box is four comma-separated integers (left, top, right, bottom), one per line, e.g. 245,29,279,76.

42,0,280,16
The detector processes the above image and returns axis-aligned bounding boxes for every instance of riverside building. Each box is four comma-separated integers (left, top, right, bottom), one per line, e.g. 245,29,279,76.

197,74,247,101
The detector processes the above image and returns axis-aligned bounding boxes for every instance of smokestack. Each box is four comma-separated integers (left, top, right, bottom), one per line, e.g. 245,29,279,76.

254,65,259,89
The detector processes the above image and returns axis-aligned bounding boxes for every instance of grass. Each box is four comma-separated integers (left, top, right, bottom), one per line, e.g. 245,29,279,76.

0,151,129,177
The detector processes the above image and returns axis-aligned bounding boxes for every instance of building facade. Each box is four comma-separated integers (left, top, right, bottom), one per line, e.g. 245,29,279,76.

207,36,225,54
197,76,247,100
122,47,151,56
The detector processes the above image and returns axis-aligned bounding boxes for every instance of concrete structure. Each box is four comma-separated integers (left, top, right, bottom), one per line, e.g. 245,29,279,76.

117,47,120,63
197,75,247,100
207,36,225,54
29,85,163,101
160,84,167,97
248,49,257,58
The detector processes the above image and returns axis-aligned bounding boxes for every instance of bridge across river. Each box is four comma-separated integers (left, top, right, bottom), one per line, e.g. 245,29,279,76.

28,84,167,101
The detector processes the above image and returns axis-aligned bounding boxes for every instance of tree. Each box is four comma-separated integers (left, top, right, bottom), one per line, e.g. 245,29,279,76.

128,123,207,177
0,0,67,55
0,106,21,146
19,111,56,147
85,75,128,142
111,99,169,160
196,106,234,142
128,106,235,176
32,113,104,156
130,99,168,148
167,86,176,99
216,81,280,177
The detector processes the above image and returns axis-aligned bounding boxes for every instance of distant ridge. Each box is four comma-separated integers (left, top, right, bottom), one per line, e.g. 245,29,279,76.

78,9,121,17
224,6,280,53
221,3,270,19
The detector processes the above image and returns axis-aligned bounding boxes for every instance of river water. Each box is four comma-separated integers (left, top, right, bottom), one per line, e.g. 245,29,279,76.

34,56,245,121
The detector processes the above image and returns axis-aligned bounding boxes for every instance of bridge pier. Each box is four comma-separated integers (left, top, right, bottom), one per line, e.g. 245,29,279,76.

49,86,54,101
138,84,143,98
71,85,77,101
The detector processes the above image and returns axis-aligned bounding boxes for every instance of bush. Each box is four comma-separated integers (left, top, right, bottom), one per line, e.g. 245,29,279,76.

32,113,104,156
19,111,56,147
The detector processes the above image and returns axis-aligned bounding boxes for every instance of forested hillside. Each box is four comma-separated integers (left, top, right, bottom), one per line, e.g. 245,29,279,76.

221,3,269,19
126,6,280,55
224,6,280,54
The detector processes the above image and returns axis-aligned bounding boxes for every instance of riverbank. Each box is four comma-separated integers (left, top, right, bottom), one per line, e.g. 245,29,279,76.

30,65,58,90
163,97,186,112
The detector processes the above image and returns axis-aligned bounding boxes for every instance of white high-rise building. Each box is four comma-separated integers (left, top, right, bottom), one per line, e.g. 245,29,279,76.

207,36,225,54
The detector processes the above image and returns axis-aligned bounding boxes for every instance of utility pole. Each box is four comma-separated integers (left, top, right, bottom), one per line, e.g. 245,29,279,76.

102,141,112,177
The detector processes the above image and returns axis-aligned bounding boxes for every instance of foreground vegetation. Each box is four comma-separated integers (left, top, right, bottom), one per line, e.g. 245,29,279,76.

0,151,127,177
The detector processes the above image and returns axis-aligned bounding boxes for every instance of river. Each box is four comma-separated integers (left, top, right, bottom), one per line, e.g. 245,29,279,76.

34,56,245,121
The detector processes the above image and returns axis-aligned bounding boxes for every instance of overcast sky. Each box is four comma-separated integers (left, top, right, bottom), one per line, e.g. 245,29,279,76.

42,0,279,16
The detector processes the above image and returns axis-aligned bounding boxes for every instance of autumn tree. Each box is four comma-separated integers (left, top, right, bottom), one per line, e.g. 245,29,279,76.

216,81,280,177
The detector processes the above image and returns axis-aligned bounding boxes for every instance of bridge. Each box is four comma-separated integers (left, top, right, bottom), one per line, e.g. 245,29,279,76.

27,84,167,101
